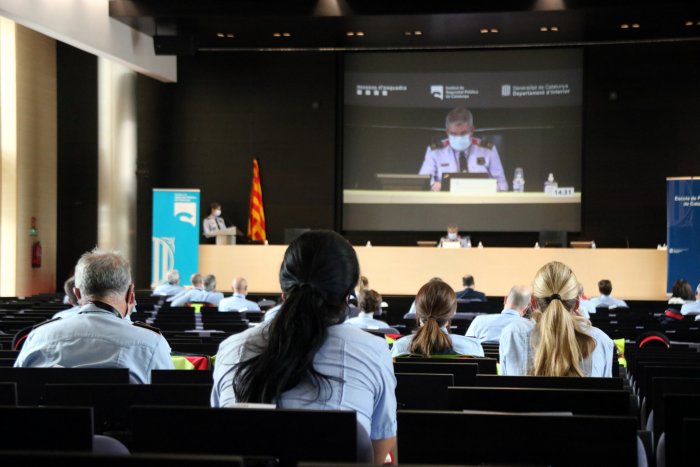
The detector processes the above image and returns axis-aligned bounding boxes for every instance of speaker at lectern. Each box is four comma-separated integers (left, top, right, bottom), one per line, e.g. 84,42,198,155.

214,226,242,245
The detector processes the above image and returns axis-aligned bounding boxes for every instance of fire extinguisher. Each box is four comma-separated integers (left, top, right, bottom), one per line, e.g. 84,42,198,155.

31,241,42,268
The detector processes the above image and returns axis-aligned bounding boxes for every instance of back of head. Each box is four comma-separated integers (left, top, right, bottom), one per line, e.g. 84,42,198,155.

203,274,217,291
598,279,612,296
234,230,359,403
531,261,595,377
74,249,131,301
64,276,78,306
232,277,248,294
463,275,475,288
191,273,203,287
671,279,693,300
166,269,180,285
506,285,531,312
409,280,457,356
360,289,382,313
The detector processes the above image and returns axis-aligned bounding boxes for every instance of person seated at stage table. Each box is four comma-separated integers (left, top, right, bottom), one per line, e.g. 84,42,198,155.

152,269,185,297
171,274,224,307
211,230,397,464
392,279,483,357
202,201,227,244
346,289,391,330
466,285,531,343
53,276,82,319
681,282,700,320
661,278,694,323
219,277,261,312
589,279,628,309
499,261,614,377
456,274,486,302
438,224,471,248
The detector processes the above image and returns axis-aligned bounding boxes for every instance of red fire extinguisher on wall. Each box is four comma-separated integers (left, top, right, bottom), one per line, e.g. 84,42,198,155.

31,241,42,268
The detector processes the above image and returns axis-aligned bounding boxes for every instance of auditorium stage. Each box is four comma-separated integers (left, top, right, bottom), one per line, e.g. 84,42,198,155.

200,245,667,300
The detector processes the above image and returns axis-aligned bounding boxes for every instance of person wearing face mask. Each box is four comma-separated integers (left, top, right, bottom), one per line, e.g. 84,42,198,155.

419,107,508,192
439,224,471,248
14,248,174,383
202,201,227,244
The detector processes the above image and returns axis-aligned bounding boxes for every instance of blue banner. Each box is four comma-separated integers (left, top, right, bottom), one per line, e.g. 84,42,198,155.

152,189,200,287
666,178,700,293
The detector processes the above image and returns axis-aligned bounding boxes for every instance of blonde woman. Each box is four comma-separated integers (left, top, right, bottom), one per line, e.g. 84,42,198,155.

499,261,614,377
391,280,483,357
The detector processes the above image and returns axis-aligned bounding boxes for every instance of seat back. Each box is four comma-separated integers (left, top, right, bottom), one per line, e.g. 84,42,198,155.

395,373,454,410
0,406,93,452
151,369,214,385
398,356,497,375
393,361,477,386
662,394,700,467
474,374,624,390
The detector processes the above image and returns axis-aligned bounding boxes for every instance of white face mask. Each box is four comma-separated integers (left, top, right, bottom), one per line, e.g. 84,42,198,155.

449,134,472,152
214,209,222,217
447,232,458,240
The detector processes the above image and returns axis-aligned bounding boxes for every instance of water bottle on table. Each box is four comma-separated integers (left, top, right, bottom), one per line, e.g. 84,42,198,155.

512,167,525,192
544,173,558,194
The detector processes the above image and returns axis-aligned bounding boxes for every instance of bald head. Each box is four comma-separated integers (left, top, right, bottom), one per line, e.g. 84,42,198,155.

505,285,531,316
232,277,248,295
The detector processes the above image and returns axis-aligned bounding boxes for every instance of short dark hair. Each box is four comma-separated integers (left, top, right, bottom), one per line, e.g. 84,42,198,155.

210,202,221,210
360,289,382,313
463,275,475,287
598,279,612,295
672,279,693,300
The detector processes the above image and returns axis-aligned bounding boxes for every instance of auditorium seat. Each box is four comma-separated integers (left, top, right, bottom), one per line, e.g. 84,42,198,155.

395,355,498,375
656,393,700,467
474,374,625,390
0,452,244,466
393,361,477,386
0,406,93,452
151,369,214,385
395,373,453,410
0,382,17,405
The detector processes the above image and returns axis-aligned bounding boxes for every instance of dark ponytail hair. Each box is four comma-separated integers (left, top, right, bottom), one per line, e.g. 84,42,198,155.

233,230,359,403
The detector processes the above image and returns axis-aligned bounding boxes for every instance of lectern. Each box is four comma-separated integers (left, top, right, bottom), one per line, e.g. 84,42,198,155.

213,226,241,245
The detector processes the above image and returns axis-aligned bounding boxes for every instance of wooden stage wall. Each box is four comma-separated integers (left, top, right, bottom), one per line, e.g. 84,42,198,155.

200,245,667,300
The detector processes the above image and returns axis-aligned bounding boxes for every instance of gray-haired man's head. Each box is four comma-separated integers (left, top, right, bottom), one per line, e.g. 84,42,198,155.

74,248,131,303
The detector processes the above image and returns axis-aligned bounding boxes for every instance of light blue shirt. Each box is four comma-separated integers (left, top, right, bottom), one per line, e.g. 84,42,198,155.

465,309,521,343
345,312,390,330
264,303,282,322
499,318,614,377
391,327,484,357
578,299,595,317
14,303,174,383
52,305,81,319
152,283,185,297
218,293,261,312
418,141,508,191
211,322,397,441
589,295,628,309
681,301,700,317
170,289,224,307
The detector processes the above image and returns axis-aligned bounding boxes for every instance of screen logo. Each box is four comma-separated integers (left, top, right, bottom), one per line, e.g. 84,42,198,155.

501,84,512,96
174,202,197,226
430,85,444,100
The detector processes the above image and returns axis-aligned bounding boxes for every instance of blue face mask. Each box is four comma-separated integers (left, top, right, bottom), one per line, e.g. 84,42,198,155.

449,134,472,151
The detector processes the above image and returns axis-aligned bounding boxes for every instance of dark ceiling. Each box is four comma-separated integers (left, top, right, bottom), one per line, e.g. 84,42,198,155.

109,0,700,54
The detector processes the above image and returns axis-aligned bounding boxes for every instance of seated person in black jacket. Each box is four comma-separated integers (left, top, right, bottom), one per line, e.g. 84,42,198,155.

456,275,486,302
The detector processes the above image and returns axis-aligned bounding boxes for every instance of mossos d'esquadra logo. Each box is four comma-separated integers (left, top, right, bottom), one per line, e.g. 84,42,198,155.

151,237,175,285
174,201,197,226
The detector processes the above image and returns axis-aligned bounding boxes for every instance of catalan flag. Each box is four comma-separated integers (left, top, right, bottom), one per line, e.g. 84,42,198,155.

247,158,267,241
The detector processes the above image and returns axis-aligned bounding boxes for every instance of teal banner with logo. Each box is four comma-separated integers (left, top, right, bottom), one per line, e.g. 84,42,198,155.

667,178,700,293
152,189,200,287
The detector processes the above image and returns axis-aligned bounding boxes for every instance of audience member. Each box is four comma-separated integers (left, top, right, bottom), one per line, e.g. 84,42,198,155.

661,278,694,323
152,269,185,297
211,230,396,464
456,274,486,301
15,248,174,382
53,276,81,319
346,289,391,329
465,285,531,343
171,273,224,307
499,261,614,377
589,279,628,309
392,280,483,357
167,273,203,303
403,276,442,319
218,277,261,312
681,282,700,320
577,284,595,319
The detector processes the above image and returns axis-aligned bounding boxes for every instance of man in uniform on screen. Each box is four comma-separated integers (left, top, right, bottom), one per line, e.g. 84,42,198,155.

419,107,508,192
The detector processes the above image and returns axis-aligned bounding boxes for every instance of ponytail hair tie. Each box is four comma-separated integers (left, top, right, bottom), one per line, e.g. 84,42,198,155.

547,293,562,302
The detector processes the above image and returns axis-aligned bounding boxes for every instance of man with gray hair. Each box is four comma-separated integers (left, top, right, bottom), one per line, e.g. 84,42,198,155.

466,285,531,343
15,248,174,382
152,269,185,297
171,273,224,307
219,277,261,312
419,106,507,192
681,282,700,320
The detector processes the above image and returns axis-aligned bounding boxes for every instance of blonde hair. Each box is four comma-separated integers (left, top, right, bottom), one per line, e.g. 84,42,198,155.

409,280,457,357
530,261,595,377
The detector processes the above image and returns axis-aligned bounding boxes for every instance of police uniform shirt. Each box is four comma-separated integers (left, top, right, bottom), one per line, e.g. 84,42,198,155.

465,309,521,343
418,139,508,191
170,289,224,307
152,283,185,297
218,293,261,312
391,327,484,357
439,236,470,248
578,299,595,318
345,312,390,330
52,305,81,319
211,321,397,442
681,300,700,317
264,303,282,322
14,303,174,383
202,214,227,238
589,295,628,309
499,318,614,377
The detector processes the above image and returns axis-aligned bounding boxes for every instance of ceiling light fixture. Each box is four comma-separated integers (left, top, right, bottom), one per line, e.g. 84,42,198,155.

490,28,499,33
414,30,423,36
620,24,629,29
550,26,559,32
216,32,225,38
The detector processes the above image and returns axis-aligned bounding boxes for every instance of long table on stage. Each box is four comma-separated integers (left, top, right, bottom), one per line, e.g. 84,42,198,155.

200,245,667,300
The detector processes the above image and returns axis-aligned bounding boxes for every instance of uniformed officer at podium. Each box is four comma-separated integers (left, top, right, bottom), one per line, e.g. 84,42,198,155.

418,107,508,192
202,202,227,244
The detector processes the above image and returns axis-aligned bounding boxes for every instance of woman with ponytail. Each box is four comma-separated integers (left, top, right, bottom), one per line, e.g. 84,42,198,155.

211,230,396,463
499,261,615,377
391,279,483,357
